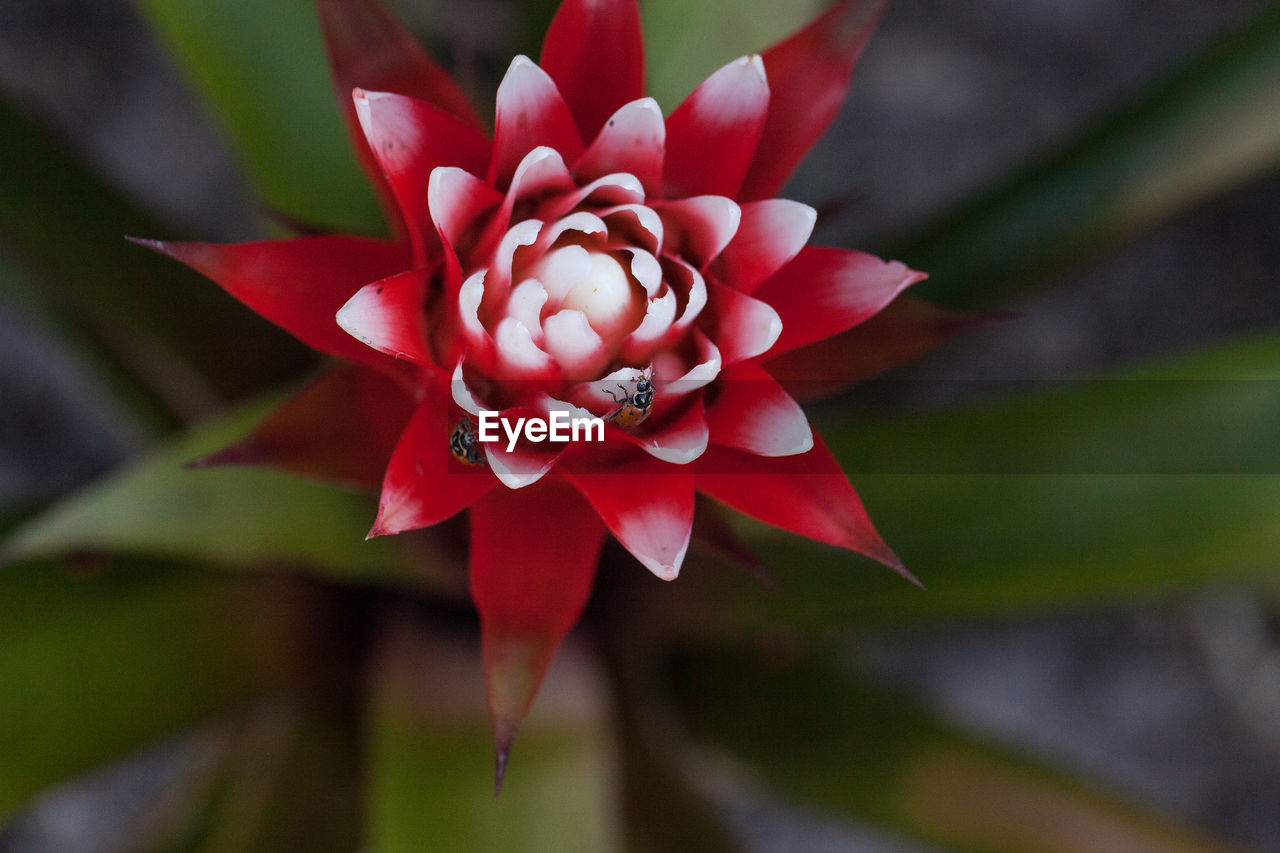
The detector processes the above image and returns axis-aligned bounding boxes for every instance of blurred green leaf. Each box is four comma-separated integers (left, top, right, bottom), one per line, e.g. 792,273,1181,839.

364,623,621,852
178,697,364,852
0,399,432,585
0,252,162,449
642,0,825,110
135,0,383,235
670,648,1242,853
889,4,1280,306
590,615,743,853
666,333,1280,633
0,563,328,817
0,99,312,416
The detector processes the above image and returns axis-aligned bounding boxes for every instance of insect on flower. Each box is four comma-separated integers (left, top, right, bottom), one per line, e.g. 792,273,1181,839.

604,367,656,429
449,415,487,466
140,0,951,784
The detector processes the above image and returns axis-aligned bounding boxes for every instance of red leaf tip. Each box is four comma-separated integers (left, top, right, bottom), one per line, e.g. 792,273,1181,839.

494,736,512,797
124,236,166,253
892,560,926,591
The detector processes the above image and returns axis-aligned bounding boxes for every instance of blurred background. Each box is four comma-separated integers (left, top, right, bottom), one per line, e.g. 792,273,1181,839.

2,0,1279,850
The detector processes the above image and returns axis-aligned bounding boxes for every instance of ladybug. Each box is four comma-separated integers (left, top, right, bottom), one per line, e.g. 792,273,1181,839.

449,416,486,466
605,369,656,429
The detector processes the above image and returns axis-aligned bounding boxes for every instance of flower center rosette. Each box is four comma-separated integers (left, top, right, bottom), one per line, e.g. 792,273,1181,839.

145,0,937,777
341,64,801,503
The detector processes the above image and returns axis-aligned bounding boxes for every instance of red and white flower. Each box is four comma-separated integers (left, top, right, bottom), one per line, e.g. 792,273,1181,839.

141,0,938,778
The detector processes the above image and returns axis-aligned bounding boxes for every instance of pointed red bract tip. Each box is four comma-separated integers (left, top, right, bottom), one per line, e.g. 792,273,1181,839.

125,235,166,253
892,560,927,591
494,736,512,797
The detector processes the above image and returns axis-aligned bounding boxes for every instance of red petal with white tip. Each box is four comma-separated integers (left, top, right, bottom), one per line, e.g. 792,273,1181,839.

540,0,645,141
336,268,433,365
536,212,608,255
573,98,664,196
490,57,584,190
450,360,485,416
621,394,709,466
370,373,496,536
353,89,491,264
600,204,663,253
655,196,742,271
317,0,481,128
649,330,721,398
134,236,409,369
427,167,503,254
540,172,645,223
664,55,770,199
712,199,816,293
621,288,677,363
765,296,1006,400
701,278,782,364
470,478,605,773
564,453,693,580
662,257,708,338
457,272,497,370
507,148,577,206
706,361,812,457
483,219,546,314
754,246,926,356
316,0,482,222
740,0,884,201
193,363,414,489
622,249,663,297
482,404,566,489
696,433,905,573
477,148,573,259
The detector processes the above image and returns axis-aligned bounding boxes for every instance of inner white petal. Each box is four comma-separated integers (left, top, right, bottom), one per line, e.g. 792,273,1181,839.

559,251,643,342
505,279,549,343
543,309,608,378
494,317,555,375
528,244,592,305
625,249,663,296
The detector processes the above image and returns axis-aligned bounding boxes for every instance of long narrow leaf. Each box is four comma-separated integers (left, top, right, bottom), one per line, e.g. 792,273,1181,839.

663,333,1280,633
0,98,313,414
134,0,383,234
0,564,329,817
641,0,825,110
670,648,1241,853
886,5,1280,306
0,398,445,588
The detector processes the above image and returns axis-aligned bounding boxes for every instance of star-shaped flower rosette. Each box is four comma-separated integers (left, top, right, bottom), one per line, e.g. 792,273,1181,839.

140,0,935,780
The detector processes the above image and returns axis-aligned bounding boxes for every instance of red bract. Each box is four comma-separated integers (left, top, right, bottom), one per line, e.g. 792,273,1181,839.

141,0,938,782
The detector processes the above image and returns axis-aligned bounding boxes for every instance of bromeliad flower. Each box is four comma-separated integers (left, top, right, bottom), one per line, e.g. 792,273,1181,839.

139,0,932,780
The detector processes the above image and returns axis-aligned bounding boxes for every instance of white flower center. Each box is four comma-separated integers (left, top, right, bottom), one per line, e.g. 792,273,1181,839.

533,247,644,345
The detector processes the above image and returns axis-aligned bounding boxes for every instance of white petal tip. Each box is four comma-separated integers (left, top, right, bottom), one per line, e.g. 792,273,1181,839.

644,444,705,465
632,97,662,115
649,564,680,581
334,294,370,343
727,54,767,81
494,472,541,490
758,428,814,457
